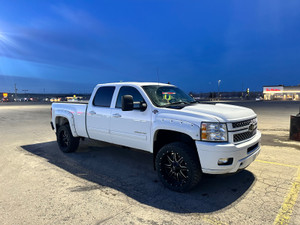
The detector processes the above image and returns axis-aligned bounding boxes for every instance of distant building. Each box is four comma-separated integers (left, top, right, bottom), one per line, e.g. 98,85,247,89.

263,85,300,100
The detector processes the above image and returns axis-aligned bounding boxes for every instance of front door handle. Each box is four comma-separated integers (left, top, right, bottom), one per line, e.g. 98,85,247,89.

89,111,96,115
112,113,121,118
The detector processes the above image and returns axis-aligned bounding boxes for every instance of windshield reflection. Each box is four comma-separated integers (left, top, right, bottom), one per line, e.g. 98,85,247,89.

142,85,196,108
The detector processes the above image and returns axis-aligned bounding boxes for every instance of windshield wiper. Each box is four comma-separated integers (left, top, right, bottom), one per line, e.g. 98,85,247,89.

165,101,196,108
166,101,188,106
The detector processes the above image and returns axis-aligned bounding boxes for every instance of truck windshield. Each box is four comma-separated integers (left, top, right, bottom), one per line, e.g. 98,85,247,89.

142,85,196,107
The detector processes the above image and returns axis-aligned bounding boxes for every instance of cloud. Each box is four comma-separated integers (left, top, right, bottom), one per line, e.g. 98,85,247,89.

0,21,118,73
0,6,145,76
51,4,105,33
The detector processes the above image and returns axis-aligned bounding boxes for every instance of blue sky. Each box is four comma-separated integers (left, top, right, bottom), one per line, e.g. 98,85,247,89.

0,0,300,93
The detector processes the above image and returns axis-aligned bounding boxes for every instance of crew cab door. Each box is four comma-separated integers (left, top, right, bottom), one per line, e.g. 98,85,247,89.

110,86,152,152
86,86,115,142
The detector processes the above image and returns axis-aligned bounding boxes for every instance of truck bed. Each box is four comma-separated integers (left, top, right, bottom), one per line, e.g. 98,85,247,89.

52,102,89,137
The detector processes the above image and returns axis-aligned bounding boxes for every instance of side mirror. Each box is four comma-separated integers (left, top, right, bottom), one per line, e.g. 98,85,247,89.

122,95,133,111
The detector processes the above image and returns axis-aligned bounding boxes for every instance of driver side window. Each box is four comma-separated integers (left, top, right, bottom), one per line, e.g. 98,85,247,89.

116,86,145,108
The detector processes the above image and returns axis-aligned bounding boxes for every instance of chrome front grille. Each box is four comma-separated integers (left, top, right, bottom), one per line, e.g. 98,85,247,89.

232,118,256,128
230,117,258,143
233,129,257,142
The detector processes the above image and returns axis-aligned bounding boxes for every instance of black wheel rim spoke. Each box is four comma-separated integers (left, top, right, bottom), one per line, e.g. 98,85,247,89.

60,130,69,147
180,165,187,170
167,155,173,164
177,156,183,164
164,163,172,168
179,170,187,179
161,152,188,187
176,173,179,181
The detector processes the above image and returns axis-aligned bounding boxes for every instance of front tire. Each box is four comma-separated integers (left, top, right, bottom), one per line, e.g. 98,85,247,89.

57,125,80,153
155,142,202,192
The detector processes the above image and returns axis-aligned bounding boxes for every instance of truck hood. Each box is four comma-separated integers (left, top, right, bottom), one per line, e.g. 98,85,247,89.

181,103,256,122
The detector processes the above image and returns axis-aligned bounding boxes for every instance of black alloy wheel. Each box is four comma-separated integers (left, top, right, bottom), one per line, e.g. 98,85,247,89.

156,142,202,192
60,129,70,147
161,151,188,185
57,124,80,153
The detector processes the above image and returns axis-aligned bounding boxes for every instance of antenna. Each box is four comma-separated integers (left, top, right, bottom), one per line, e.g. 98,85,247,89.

156,67,159,85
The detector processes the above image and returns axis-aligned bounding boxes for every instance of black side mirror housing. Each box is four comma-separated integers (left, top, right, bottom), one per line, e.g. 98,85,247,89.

122,95,134,111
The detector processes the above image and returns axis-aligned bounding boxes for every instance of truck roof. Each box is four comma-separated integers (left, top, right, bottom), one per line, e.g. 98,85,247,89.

95,82,174,88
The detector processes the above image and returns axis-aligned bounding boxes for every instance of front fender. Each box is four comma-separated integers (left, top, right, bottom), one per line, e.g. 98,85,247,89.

152,117,200,149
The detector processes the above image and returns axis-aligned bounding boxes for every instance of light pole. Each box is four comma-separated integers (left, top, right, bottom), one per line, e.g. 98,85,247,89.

218,80,221,100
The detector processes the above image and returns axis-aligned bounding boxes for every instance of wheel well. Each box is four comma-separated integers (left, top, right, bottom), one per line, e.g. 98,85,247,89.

153,130,197,170
55,117,69,131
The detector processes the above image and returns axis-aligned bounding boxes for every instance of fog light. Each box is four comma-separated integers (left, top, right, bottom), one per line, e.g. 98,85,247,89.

218,158,233,165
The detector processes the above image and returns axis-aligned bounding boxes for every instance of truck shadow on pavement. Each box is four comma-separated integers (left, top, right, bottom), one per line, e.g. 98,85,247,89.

21,139,256,213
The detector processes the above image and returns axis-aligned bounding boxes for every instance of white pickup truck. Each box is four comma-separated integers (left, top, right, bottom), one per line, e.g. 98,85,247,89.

51,82,261,192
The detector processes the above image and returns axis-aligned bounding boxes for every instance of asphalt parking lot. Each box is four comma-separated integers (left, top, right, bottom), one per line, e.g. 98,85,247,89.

0,101,299,225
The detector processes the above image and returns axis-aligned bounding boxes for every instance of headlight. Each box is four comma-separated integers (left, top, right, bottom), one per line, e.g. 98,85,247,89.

201,122,228,142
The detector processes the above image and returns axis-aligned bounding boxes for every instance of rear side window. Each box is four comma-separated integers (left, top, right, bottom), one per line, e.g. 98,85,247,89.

93,86,115,107
116,86,145,108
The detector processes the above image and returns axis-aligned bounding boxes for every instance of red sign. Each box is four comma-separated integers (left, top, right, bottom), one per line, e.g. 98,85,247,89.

266,88,281,92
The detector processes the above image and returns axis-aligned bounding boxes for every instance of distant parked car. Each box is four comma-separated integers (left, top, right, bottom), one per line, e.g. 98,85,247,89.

50,98,61,102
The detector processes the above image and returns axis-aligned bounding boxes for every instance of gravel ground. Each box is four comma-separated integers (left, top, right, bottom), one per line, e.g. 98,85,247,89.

0,101,299,225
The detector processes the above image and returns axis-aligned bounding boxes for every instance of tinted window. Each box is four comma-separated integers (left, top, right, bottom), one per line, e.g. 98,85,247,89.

93,86,115,107
142,85,194,107
116,86,145,108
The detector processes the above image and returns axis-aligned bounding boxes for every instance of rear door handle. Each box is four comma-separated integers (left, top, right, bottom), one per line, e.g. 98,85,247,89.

112,113,121,118
89,111,96,115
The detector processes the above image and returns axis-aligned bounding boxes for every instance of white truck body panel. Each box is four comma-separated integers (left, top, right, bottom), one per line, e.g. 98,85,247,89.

181,103,256,122
52,103,88,137
86,106,112,143
109,84,153,151
110,107,152,151
196,130,261,174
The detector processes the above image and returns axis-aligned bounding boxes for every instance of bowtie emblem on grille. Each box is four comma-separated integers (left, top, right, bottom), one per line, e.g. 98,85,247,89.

248,123,255,132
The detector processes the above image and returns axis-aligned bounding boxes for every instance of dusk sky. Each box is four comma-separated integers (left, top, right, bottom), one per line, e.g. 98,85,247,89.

0,0,300,93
